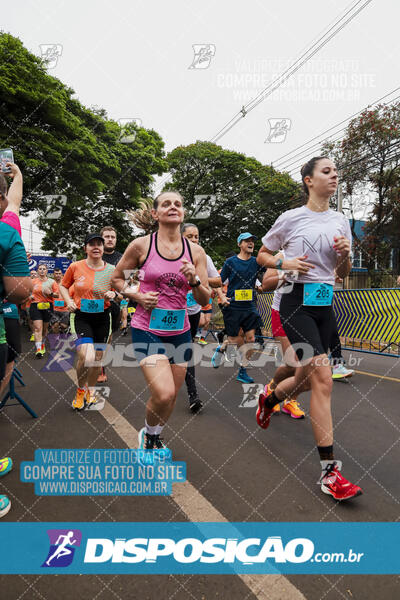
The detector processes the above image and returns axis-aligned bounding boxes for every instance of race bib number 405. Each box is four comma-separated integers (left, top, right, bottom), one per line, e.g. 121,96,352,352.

149,308,185,332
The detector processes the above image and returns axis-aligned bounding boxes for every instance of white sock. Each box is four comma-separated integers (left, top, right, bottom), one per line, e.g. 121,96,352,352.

319,459,342,483
200,329,207,338
35,342,42,350
155,424,164,435
145,420,158,435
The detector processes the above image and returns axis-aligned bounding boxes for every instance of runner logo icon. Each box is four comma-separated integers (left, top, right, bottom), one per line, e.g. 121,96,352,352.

239,383,264,408
42,529,82,568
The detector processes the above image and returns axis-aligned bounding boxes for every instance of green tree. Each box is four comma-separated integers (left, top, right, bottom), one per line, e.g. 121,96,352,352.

0,33,167,255
323,103,400,286
166,141,301,265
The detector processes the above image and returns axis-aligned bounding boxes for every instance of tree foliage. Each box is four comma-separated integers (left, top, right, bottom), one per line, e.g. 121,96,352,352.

0,33,167,255
322,103,400,286
166,141,301,265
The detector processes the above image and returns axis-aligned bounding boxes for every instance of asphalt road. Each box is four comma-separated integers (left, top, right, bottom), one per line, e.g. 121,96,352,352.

0,330,399,600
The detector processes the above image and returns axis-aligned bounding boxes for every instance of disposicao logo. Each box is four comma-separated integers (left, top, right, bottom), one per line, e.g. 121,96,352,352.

42,529,82,567
83,536,314,564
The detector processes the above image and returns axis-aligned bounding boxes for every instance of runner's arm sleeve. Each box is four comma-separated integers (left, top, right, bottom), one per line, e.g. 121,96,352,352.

261,213,287,251
2,237,30,277
206,255,220,278
220,261,230,283
61,264,74,288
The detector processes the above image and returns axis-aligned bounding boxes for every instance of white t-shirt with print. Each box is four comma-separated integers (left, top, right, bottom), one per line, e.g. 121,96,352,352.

187,254,219,316
262,205,352,286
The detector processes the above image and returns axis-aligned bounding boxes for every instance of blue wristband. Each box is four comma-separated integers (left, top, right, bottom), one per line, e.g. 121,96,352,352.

275,258,283,270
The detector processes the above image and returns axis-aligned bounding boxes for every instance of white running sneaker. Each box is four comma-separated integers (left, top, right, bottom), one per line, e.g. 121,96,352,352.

332,363,354,379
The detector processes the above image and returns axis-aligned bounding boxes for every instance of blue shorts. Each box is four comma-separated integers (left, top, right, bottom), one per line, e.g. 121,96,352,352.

131,328,193,364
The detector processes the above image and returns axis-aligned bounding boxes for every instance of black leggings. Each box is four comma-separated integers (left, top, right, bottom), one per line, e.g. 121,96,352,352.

185,311,201,398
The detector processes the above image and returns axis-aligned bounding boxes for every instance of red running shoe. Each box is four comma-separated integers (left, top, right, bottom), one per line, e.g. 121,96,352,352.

256,389,275,429
320,461,363,501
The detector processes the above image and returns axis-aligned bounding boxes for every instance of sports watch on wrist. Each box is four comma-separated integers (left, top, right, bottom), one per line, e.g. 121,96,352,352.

189,275,201,288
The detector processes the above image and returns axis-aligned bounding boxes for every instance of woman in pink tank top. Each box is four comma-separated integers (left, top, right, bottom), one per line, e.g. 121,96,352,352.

112,191,210,451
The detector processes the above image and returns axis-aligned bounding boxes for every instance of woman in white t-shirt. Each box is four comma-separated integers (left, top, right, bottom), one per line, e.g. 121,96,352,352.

255,156,362,502
182,223,221,414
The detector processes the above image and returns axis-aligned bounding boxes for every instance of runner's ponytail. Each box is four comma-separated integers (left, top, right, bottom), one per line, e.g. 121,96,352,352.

128,198,158,235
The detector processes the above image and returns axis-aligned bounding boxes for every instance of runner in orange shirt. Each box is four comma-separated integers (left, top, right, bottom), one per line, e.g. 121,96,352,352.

30,264,57,357
59,232,116,410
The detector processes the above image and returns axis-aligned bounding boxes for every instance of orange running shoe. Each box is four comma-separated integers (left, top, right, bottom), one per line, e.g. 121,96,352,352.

281,398,305,419
72,388,86,411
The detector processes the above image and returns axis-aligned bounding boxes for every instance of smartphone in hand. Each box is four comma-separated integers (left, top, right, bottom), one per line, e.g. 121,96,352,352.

0,148,14,173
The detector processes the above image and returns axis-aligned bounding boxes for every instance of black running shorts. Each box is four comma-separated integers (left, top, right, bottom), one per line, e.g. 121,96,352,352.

29,302,53,323
74,309,111,347
221,306,262,337
279,283,335,359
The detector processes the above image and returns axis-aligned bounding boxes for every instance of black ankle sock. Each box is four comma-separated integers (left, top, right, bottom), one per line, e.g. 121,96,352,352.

317,445,334,461
264,391,280,409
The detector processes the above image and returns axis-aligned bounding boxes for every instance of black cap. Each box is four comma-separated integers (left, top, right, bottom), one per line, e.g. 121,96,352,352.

84,232,104,245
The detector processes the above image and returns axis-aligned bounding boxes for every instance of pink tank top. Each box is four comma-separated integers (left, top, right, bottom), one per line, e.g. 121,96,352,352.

132,232,193,336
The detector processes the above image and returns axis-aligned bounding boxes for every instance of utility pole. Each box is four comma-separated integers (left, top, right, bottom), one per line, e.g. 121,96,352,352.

336,175,346,289
337,181,343,213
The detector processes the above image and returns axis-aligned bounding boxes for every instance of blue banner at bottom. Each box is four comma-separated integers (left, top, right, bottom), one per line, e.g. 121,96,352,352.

0,522,398,574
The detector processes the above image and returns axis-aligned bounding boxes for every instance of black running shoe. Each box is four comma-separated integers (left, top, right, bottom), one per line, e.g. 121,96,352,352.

138,428,158,449
189,395,203,414
154,436,170,451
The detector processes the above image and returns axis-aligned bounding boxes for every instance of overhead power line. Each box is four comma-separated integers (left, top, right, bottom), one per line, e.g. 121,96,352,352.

209,0,373,144
274,88,400,173
154,0,373,195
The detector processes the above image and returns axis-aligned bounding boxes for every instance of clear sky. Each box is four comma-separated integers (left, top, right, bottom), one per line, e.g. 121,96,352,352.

4,0,399,251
